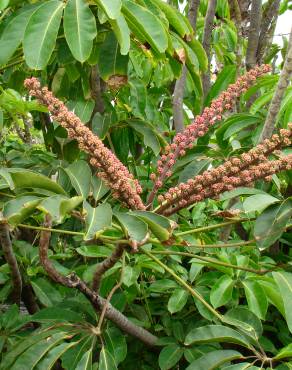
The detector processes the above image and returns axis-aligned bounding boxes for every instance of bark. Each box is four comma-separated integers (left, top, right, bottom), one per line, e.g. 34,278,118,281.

188,0,200,31
22,284,39,314
259,28,292,142
246,0,262,70
202,0,217,98
38,217,158,346
257,0,281,64
90,65,105,116
92,244,125,292
0,219,22,305
172,0,200,133
228,0,243,74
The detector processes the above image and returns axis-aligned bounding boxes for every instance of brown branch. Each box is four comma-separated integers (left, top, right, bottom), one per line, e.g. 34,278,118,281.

259,28,292,141
246,0,262,70
228,0,243,74
38,217,158,346
188,0,200,31
256,0,281,64
95,253,125,334
0,218,22,305
202,0,217,98
92,244,125,292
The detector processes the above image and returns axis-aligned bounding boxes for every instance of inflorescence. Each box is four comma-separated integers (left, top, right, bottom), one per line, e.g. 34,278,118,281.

148,64,272,204
156,126,292,216
24,78,145,210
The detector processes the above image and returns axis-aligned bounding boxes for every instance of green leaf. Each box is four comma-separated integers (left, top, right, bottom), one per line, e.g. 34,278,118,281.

35,342,78,370
178,158,210,183
99,347,117,370
256,277,285,316
67,100,95,123
7,169,66,195
114,211,148,243
242,280,268,320
38,195,83,223
0,5,38,66
122,1,168,54
128,120,161,156
65,160,91,199
223,116,262,141
0,330,62,370
254,199,292,249
205,65,237,106
188,39,208,72
76,245,113,258
185,350,242,370
64,0,97,62
185,325,248,348
91,176,109,202
83,202,112,240
168,288,189,314
98,32,128,81
220,187,266,201
3,196,41,225
75,349,92,370
122,265,140,287
95,0,121,20
109,15,130,55
275,343,292,360
243,194,280,213
23,1,64,69
224,307,263,340
104,327,127,365
131,211,174,241
32,308,83,323
0,0,9,11
273,272,292,333
158,344,184,370
151,0,191,38
210,275,234,309
10,332,70,370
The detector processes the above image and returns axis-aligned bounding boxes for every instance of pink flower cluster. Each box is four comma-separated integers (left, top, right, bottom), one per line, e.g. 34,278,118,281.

157,125,292,216
24,78,145,210
148,65,271,203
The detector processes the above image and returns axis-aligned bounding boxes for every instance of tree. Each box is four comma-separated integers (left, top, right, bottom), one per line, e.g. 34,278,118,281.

0,0,292,369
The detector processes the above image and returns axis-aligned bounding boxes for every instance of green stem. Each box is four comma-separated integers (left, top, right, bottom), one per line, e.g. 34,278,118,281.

18,223,84,236
0,58,24,72
148,250,271,275
175,218,254,237
141,248,223,321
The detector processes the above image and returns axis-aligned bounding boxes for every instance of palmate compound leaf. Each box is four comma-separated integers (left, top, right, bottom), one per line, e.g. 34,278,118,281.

167,288,189,314
210,275,235,309
64,0,97,62
104,327,127,366
75,349,92,370
35,342,78,370
185,350,242,370
23,1,64,69
95,0,122,20
65,160,92,199
3,196,42,225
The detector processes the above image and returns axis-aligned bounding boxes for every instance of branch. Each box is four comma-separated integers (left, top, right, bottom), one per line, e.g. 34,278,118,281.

38,216,158,346
202,0,217,98
259,28,292,141
228,0,243,74
0,218,22,305
256,0,281,64
246,0,262,70
92,244,125,292
188,0,200,30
